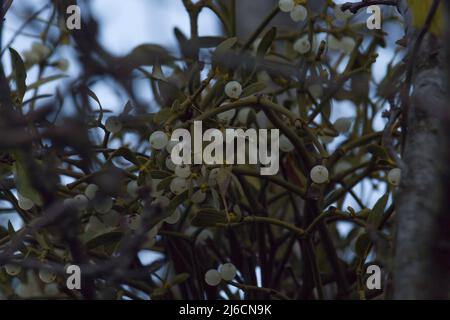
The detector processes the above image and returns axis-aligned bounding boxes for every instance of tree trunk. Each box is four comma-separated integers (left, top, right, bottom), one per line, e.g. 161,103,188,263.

393,0,450,299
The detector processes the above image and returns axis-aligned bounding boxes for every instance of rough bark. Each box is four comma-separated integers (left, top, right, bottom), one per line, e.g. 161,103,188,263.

393,0,450,299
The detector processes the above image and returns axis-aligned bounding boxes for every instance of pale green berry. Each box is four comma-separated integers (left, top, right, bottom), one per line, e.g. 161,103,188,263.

207,168,220,186
73,194,88,210
85,184,98,200
290,5,307,22
279,135,294,152
38,268,56,284
328,34,341,50
32,42,51,60
278,0,295,12
166,140,178,153
191,190,206,204
85,215,106,233
149,131,169,150
293,35,311,54
388,168,401,186
5,264,21,276
340,36,356,54
103,210,119,227
196,229,213,244
152,196,170,209
22,50,40,65
170,177,188,195
165,156,176,171
56,58,69,71
151,179,164,197
105,116,122,134
219,263,237,281
334,5,353,21
224,81,242,99
175,164,191,179
237,108,251,124
94,197,113,214
334,117,353,133
128,215,141,231
217,108,236,123
148,225,160,238
63,198,76,207
257,71,271,84
18,194,34,210
309,83,323,99
320,135,334,144
127,180,139,197
205,269,221,286
164,209,181,225
334,161,352,175
310,165,329,184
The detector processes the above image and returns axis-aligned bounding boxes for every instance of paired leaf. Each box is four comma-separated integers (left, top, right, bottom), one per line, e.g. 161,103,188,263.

85,230,123,250
257,27,276,58
9,48,27,102
367,193,389,228
241,81,267,97
191,208,227,227
13,152,42,206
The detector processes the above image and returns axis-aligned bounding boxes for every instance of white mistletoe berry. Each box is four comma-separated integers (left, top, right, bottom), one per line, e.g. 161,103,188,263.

257,71,271,84
103,210,119,227
149,131,169,150
219,263,237,281
309,83,324,99
94,197,113,214
191,189,207,204
310,165,329,184
327,34,341,51
334,161,352,175
279,135,294,152
170,177,188,195
205,269,221,286
166,140,178,153
320,135,334,144
85,215,106,233
164,209,181,225
293,35,311,54
290,5,308,22
73,194,88,210
152,195,171,209
165,156,176,171
224,81,242,99
334,117,353,133
388,168,401,186
217,108,236,123
38,268,56,284
334,5,353,21
63,198,76,208
340,36,356,54
56,58,70,71
85,184,98,200
148,225,160,239
128,215,141,231
127,180,139,198
22,50,40,65
5,264,21,276
18,194,34,210
237,108,251,124
105,116,122,134
175,165,191,179
31,42,51,60
278,0,295,13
